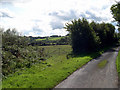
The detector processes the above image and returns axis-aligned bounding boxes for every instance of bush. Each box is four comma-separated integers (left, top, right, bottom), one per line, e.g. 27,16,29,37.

1,29,46,76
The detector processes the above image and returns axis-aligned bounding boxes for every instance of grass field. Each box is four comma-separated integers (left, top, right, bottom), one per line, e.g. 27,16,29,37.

36,38,46,41
116,50,120,78
2,45,109,88
36,37,62,41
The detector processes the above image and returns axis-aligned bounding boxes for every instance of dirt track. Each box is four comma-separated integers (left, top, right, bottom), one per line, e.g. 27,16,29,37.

55,47,120,88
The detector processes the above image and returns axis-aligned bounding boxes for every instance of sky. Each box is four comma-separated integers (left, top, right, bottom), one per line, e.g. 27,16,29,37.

0,0,119,37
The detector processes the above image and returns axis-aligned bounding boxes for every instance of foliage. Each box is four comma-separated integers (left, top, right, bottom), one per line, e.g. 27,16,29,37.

111,2,120,27
65,18,100,53
2,29,29,47
111,2,120,42
65,18,117,54
2,29,47,76
90,21,117,46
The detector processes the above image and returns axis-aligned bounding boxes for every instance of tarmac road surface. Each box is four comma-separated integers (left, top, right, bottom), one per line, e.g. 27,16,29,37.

55,47,120,88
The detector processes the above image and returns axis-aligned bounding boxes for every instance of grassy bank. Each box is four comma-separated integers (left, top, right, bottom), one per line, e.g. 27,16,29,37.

116,50,120,79
2,45,111,88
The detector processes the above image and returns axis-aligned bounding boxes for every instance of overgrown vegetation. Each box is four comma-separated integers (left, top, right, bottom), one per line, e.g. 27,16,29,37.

1,28,50,76
2,45,108,88
1,27,70,78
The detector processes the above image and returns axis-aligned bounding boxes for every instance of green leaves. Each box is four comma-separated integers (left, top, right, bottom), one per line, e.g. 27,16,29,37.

65,18,117,54
65,18,100,53
2,29,48,77
111,2,120,27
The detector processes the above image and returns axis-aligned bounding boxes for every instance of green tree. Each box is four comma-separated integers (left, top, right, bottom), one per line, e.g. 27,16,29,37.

65,18,100,54
105,23,116,44
90,22,116,47
111,2,120,27
2,28,29,47
111,2,120,42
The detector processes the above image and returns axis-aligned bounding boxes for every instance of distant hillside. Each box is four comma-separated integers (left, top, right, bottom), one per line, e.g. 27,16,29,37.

29,35,70,46
36,37,63,41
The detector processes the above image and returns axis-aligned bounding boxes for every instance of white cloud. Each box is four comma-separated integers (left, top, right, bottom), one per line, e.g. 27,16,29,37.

0,0,117,36
0,8,15,18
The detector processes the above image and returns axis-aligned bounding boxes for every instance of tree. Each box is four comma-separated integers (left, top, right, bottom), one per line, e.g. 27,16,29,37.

111,2,120,27
111,1,120,42
2,28,29,47
105,23,116,44
65,18,100,54
90,22,116,47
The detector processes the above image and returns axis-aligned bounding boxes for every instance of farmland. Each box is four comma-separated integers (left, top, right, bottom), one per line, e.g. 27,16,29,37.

36,37,62,41
30,36,70,46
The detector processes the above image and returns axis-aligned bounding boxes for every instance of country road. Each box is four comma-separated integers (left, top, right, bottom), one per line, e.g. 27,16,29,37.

55,47,120,88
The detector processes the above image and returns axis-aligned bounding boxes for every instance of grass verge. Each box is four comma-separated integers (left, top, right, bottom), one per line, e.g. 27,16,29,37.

2,45,113,88
116,50,120,87
2,55,93,88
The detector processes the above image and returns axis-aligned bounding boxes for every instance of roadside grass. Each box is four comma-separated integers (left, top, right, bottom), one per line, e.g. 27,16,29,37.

98,60,108,68
2,55,93,88
2,45,112,88
116,50,120,78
